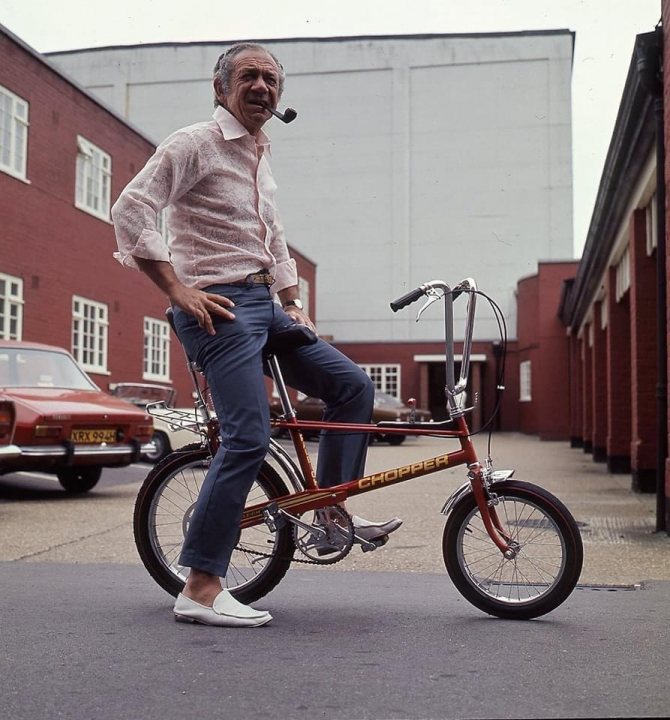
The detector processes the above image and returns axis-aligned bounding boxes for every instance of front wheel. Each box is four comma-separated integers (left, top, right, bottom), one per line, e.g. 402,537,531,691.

443,480,583,620
134,445,295,604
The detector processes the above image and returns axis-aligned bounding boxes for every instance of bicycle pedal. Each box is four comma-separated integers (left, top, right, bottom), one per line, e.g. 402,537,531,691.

360,535,388,553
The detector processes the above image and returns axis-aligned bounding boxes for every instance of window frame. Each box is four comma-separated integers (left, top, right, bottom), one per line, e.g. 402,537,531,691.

71,295,109,374
0,272,24,341
519,360,532,402
143,316,171,382
358,363,401,398
0,84,29,182
75,135,112,222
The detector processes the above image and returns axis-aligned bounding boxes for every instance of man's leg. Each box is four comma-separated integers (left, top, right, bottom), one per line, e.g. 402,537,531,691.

172,287,274,599
270,308,402,544
274,327,375,486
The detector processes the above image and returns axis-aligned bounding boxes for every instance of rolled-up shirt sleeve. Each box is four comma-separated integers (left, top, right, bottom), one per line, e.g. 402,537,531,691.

111,132,199,270
264,187,298,293
270,222,298,293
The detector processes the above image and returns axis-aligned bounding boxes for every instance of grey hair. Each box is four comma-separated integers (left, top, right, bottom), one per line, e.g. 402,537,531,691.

213,42,285,108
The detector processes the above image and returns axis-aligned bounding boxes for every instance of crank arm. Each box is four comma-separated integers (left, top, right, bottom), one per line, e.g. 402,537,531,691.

277,508,327,539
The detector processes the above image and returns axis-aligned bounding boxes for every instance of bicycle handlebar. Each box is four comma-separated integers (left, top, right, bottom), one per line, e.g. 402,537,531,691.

389,281,469,312
389,286,425,312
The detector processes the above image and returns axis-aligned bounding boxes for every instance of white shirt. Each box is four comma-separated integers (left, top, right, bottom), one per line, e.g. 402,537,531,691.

111,106,297,293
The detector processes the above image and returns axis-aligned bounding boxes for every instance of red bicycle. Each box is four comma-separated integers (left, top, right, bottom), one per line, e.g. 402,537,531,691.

134,278,583,620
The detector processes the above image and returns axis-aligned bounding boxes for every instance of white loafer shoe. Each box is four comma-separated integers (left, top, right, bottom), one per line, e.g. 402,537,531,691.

352,515,403,543
173,589,272,627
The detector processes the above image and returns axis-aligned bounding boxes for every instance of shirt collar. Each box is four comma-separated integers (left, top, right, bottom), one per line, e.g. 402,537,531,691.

213,106,271,153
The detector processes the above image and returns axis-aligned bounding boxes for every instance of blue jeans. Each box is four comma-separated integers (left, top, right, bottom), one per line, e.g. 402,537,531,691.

173,283,375,577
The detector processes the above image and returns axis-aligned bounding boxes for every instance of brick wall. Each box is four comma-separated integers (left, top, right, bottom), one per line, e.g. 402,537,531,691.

605,265,631,472
629,209,658,489
591,303,608,461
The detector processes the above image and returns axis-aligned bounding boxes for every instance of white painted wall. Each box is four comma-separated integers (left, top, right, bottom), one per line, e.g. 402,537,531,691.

49,32,573,342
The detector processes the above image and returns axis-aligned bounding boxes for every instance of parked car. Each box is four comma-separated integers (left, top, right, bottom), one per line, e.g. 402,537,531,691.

109,383,204,463
0,340,154,492
270,391,432,445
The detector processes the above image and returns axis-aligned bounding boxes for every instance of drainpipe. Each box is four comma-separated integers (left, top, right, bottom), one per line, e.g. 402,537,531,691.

636,27,666,533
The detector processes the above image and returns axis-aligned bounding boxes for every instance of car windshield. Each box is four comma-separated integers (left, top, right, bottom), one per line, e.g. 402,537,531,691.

0,348,96,390
110,383,176,406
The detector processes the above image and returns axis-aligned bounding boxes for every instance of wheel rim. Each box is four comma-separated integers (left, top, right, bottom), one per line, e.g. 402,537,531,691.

456,495,568,605
144,433,167,462
147,458,283,592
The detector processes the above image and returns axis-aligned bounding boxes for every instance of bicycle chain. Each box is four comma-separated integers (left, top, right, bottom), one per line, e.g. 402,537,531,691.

234,543,348,566
234,506,354,566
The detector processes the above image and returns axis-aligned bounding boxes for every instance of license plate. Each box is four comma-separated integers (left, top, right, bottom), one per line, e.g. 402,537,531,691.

70,428,118,444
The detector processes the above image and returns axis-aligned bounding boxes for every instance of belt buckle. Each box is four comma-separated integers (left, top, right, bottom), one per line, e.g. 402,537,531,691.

251,271,274,285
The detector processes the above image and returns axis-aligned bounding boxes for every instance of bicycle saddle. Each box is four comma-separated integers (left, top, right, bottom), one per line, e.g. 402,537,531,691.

263,324,318,356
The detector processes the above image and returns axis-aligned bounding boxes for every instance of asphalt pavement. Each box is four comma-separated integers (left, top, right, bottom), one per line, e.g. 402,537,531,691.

1,432,669,719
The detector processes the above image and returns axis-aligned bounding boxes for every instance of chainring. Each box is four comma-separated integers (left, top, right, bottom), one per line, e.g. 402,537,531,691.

293,505,355,564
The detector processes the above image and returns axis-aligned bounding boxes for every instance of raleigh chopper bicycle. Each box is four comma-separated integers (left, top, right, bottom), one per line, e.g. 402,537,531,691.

134,278,583,620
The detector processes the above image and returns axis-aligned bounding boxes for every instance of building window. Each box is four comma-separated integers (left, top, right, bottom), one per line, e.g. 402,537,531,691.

0,272,23,340
359,364,401,398
75,136,111,221
615,248,630,302
519,360,532,402
72,296,108,373
0,85,29,181
298,276,310,315
143,317,170,381
600,298,608,330
646,193,657,256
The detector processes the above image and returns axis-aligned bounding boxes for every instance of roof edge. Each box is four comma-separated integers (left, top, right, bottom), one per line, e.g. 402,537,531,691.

43,29,575,57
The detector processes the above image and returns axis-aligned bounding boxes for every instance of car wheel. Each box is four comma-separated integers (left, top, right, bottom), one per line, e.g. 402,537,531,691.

57,466,103,493
386,435,406,446
141,431,171,463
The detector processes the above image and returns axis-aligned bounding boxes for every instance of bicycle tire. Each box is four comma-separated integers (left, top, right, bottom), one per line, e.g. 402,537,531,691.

443,480,583,620
134,444,295,604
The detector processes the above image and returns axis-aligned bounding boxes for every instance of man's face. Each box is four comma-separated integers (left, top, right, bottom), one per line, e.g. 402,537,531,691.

216,49,281,135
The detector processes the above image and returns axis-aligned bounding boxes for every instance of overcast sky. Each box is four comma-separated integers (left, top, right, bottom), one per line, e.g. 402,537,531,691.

1,0,662,256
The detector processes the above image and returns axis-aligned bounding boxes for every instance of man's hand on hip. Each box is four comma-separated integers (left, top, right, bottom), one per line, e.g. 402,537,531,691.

171,286,236,335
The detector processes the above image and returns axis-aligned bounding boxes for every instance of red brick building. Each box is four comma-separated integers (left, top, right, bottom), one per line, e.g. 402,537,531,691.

557,13,670,531
0,25,315,406
515,261,579,440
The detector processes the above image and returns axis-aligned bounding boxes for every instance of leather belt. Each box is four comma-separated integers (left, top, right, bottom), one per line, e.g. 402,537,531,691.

230,271,275,286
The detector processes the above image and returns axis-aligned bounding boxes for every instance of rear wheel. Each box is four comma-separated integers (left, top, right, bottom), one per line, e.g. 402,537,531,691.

57,466,102,493
443,480,583,619
134,444,295,604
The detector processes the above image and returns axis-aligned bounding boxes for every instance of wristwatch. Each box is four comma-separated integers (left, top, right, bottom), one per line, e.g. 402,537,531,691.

283,299,304,311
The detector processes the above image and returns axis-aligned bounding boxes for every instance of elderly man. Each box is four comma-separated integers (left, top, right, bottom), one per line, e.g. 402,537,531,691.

112,43,401,627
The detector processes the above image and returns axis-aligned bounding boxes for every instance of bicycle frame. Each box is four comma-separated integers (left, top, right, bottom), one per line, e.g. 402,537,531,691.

153,279,516,557
251,278,515,555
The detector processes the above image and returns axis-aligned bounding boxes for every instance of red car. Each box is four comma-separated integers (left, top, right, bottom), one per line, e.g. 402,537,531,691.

0,340,154,493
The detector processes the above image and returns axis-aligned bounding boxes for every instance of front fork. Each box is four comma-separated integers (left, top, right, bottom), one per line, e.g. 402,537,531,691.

441,461,519,558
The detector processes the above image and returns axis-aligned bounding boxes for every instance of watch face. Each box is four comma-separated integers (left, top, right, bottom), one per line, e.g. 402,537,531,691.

285,299,304,310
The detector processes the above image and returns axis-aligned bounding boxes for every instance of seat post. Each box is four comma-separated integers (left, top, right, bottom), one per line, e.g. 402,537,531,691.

267,354,296,420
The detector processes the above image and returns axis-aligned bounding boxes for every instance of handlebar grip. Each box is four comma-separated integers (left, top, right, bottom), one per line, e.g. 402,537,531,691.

390,287,424,312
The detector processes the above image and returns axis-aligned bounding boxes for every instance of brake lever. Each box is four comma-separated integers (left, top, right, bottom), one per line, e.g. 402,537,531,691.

415,289,443,322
